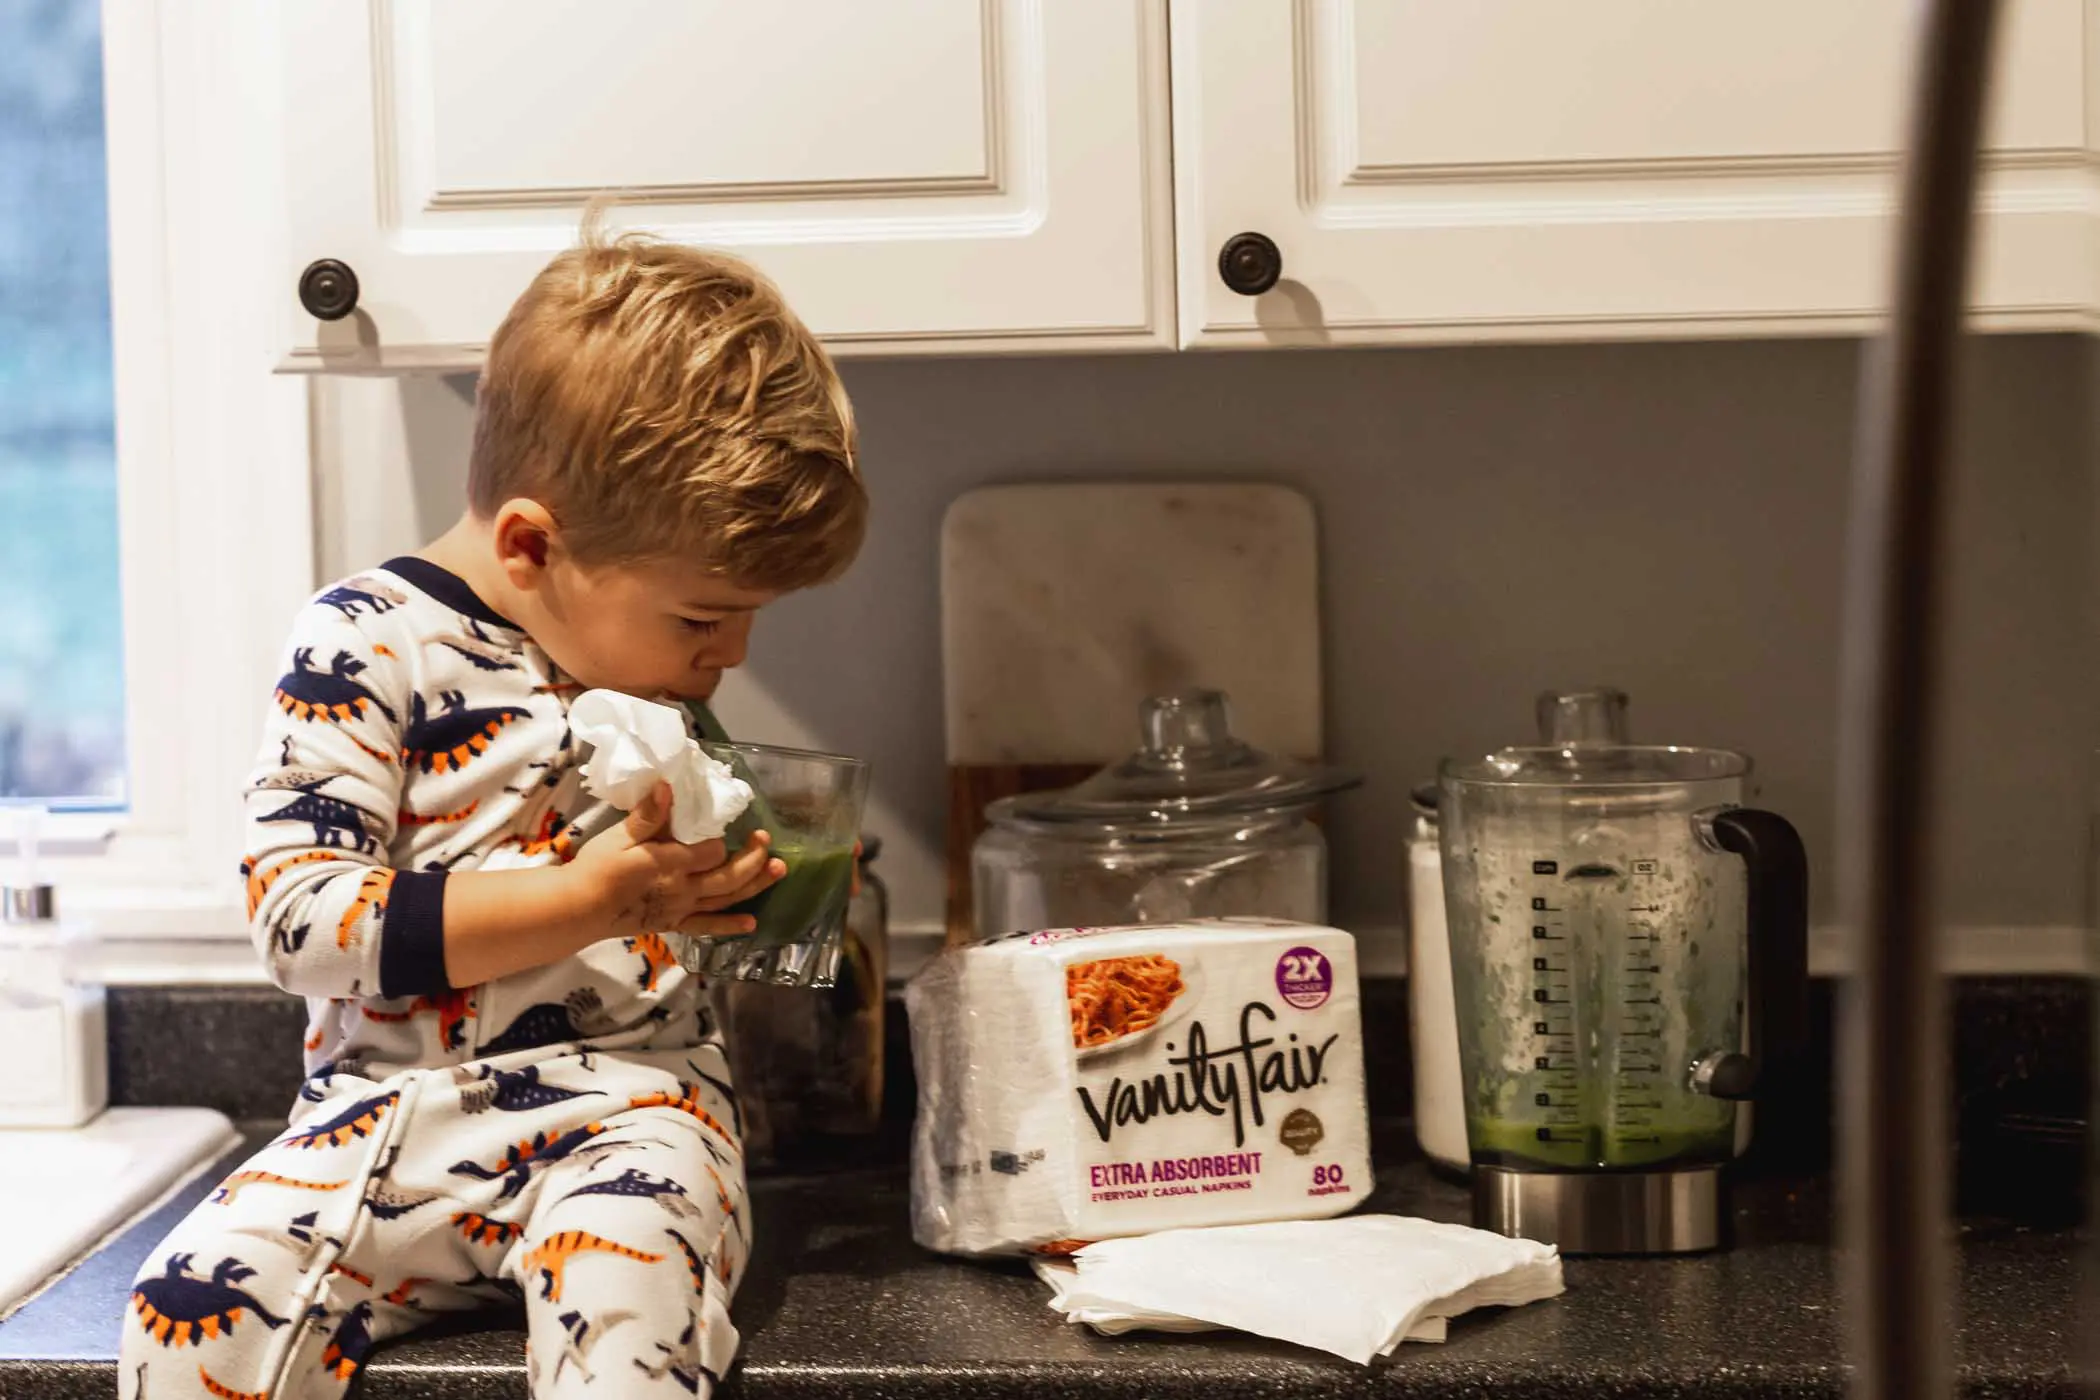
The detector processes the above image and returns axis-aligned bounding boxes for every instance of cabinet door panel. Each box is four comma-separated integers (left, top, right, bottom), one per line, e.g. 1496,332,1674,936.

1175,0,2091,345
283,1,1172,367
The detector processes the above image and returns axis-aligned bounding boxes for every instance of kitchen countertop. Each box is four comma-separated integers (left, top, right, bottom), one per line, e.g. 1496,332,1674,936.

0,1122,2086,1399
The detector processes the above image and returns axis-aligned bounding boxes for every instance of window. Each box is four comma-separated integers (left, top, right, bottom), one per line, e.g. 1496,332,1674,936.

0,0,124,807
4,0,318,964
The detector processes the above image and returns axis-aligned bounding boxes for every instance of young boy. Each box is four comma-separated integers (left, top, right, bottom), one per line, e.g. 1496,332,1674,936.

119,226,866,1399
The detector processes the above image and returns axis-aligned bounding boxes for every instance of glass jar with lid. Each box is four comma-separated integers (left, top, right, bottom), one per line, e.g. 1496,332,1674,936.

970,689,1360,939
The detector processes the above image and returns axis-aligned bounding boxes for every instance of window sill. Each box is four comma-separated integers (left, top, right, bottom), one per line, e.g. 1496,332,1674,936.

0,813,117,859
78,937,267,987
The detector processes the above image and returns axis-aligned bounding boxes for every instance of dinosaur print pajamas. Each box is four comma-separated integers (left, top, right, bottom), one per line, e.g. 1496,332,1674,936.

122,559,750,1399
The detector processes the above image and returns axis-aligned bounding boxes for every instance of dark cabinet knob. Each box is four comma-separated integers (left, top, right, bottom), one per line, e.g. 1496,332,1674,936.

298,259,360,321
1217,232,1282,296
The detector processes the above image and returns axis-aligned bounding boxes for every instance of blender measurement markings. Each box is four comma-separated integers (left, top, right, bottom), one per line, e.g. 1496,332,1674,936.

1528,868,1582,1150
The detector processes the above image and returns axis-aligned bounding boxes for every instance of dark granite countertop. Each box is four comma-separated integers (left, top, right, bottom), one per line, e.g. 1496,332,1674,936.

1,1120,2087,1399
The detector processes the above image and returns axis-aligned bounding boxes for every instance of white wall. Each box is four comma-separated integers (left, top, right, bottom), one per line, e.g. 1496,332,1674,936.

311,336,2094,948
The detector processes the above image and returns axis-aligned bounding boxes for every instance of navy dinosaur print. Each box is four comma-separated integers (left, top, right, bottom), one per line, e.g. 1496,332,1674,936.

278,1090,397,1150
559,1168,702,1224
130,1254,289,1347
476,989,606,1057
254,772,378,853
274,648,396,725
317,577,407,619
317,1299,376,1382
270,919,313,959
433,617,521,673
458,1063,605,1115
400,690,532,775
634,1311,714,1393
448,1122,611,1202
554,1305,640,1385
362,1184,441,1222
296,1058,364,1104
359,1144,442,1221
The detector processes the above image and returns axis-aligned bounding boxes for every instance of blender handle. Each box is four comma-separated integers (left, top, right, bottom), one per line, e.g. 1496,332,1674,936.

1703,808,1810,1102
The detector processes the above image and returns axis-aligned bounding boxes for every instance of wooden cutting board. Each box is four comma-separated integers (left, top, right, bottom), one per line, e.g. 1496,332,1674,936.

941,482,1324,944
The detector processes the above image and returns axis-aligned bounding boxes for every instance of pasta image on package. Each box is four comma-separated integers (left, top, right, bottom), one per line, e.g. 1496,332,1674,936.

907,920,1371,1257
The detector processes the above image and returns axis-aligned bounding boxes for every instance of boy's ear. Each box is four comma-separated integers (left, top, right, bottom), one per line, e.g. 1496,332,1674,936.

492,498,560,584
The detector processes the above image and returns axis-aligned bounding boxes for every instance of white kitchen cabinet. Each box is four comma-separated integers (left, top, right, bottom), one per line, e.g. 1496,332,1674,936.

278,1,1173,369
1172,0,2097,347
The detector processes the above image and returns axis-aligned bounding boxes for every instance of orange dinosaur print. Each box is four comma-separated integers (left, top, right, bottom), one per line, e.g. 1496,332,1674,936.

242,850,346,920
329,1262,374,1289
702,1162,736,1221
209,1171,348,1206
516,1231,663,1302
381,1276,433,1308
516,807,577,863
629,1086,734,1144
665,1230,708,1295
198,1365,269,1400
335,868,395,950
361,987,476,1050
347,732,397,767
371,644,397,659
625,933,679,992
304,1024,325,1052
452,1212,523,1248
398,799,480,827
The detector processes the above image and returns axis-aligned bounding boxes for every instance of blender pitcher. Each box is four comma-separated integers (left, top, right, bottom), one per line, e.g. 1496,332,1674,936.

1439,742,1806,1253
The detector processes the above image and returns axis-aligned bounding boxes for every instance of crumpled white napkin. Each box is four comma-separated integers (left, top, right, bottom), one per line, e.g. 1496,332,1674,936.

1032,1215,1563,1364
569,689,754,845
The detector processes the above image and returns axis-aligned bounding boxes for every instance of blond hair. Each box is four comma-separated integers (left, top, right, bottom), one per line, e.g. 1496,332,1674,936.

469,218,865,590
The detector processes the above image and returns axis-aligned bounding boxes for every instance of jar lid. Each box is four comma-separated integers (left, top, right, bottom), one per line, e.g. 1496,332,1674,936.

989,690,1360,828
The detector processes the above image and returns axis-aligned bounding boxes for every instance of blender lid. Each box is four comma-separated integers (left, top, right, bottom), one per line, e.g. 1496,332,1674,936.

1413,687,1630,809
992,689,1361,825
1442,743,1750,788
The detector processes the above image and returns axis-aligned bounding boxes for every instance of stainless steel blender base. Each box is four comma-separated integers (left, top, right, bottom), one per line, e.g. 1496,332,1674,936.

1473,1165,1723,1254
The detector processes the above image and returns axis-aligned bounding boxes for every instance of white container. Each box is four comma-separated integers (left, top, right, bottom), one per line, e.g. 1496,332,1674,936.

1406,786,1468,1175
0,899,107,1128
1,809,107,1129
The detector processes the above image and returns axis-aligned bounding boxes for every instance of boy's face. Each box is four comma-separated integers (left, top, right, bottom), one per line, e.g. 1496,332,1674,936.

497,506,777,702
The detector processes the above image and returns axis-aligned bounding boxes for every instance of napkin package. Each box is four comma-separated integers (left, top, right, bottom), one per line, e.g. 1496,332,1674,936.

908,919,1371,1257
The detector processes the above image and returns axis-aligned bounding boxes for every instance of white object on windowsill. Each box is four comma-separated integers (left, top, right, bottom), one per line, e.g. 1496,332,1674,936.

569,690,754,844
0,1107,242,1318
1033,1214,1564,1364
1,804,108,1128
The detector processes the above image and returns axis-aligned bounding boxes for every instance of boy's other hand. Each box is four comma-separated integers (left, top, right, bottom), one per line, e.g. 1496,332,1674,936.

573,781,787,939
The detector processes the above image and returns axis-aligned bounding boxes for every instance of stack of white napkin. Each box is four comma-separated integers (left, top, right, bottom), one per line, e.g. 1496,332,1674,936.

1033,1214,1563,1364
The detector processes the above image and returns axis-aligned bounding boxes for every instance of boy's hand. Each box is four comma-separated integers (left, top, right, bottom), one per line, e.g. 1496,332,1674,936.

572,782,786,939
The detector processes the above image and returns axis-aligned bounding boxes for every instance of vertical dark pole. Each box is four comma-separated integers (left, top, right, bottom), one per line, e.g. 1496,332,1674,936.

1836,4,2001,1399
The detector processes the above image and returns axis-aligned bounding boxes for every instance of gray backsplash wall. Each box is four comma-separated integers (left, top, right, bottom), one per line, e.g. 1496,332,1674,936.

310,335,2094,944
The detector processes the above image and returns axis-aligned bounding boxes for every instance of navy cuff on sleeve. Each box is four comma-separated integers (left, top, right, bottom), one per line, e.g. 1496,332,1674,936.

377,869,451,997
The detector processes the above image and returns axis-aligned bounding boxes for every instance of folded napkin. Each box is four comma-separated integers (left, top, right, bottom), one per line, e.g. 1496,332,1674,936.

1033,1214,1563,1364
569,690,754,844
